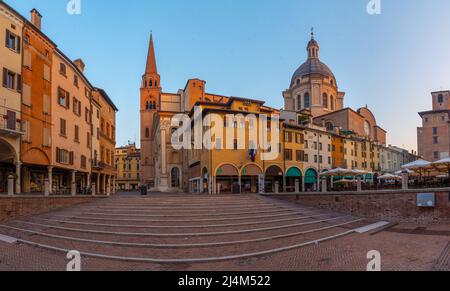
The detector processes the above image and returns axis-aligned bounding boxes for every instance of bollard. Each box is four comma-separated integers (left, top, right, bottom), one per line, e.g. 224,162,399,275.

322,178,328,193
44,178,50,196
274,181,279,194
7,175,14,196
402,174,409,190
92,183,96,196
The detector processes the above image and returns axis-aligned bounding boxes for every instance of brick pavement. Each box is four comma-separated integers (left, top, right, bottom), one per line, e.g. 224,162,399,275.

0,192,448,271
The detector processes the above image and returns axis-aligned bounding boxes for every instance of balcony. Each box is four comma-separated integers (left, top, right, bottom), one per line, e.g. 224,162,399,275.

0,105,22,138
92,159,106,170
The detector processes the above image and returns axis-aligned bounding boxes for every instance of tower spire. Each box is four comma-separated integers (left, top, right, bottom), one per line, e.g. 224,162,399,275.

145,32,158,74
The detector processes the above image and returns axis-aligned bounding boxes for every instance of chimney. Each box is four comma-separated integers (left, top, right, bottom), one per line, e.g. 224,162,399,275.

73,59,85,73
30,9,42,30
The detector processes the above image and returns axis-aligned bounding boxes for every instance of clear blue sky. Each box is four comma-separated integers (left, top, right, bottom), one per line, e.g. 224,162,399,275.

7,0,450,151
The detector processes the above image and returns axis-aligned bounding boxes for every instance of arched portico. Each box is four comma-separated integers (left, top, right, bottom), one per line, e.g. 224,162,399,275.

215,163,239,194
286,167,302,193
0,138,19,194
304,168,318,192
240,163,263,193
265,165,284,193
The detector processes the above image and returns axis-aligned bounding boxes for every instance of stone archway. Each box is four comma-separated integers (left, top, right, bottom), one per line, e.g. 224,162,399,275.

265,165,284,193
215,164,239,194
0,138,18,193
241,164,263,193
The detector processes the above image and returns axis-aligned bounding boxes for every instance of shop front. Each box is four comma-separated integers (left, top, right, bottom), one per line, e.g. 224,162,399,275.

240,164,263,193
286,167,302,192
216,164,239,194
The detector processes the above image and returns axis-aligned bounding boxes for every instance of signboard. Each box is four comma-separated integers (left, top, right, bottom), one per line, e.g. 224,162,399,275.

258,174,265,194
417,193,435,208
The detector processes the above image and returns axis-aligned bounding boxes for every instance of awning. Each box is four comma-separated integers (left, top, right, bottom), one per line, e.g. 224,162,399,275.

286,167,302,178
304,169,317,184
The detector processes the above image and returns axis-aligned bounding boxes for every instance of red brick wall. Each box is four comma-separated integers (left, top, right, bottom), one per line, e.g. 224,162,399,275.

272,190,450,224
0,196,102,223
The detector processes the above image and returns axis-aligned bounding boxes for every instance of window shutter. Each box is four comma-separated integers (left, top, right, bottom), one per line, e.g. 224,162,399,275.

22,84,31,106
2,68,7,87
5,30,9,47
43,94,50,114
69,152,74,165
43,65,50,81
66,92,70,109
16,74,22,92
16,36,21,53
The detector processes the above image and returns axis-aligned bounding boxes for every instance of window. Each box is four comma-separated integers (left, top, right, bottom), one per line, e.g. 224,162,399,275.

330,96,335,111
86,133,91,148
304,93,310,108
22,120,30,142
215,138,222,150
58,87,70,108
438,94,444,104
145,128,149,138
233,139,238,150
297,95,302,111
296,150,304,162
43,127,51,147
85,108,90,123
43,95,50,114
434,136,439,144
73,98,81,115
2,68,21,91
59,63,67,76
5,30,20,53
433,127,438,135
81,155,87,169
74,125,79,142
60,119,67,136
434,152,439,160
22,84,31,106
56,148,73,165
323,93,328,108
285,149,293,161
43,65,50,81
24,50,32,69
74,75,79,87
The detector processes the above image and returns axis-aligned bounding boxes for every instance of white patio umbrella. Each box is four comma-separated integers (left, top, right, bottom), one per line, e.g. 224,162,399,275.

395,169,417,176
321,168,353,177
378,173,402,181
401,159,432,180
431,157,450,178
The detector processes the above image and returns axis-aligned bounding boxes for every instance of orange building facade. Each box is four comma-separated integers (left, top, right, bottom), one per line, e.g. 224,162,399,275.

20,10,55,193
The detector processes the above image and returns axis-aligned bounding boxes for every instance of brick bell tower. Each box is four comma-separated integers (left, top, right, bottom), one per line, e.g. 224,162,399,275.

140,33,161,188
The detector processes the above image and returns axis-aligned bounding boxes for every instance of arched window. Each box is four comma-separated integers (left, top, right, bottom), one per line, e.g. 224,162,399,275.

330,96,335,111
145,128,150,138
325,122,334,132
146,101,150,110
296,79,300,86
304,93,310,109
149,80,153,87
297,95,302,111
144,80,147,87
155,81,158,87
323,93,328,109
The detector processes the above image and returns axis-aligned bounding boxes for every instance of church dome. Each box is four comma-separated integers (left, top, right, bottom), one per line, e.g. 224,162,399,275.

291,58,335,84
291,31,336,86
